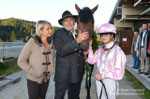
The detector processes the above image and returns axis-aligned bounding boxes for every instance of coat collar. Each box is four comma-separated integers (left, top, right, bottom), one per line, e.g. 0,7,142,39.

32,34,52,47
63,28,77,39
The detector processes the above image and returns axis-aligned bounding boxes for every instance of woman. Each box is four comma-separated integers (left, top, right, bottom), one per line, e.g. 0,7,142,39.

18,20,55,99
87,23,126,99
131,32,139,69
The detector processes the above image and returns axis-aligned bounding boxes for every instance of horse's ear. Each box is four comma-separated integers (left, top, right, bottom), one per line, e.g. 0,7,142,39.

75,4,80,13
91,5,98,14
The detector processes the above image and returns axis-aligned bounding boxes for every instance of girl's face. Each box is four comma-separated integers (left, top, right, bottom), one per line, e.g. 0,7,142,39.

40,23,52,37
100,34,113,44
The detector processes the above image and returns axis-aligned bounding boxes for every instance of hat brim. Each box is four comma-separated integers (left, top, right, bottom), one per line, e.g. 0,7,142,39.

58,15,78,25
97,32,116,35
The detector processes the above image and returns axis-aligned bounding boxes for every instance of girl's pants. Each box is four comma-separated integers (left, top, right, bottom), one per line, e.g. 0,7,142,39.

96,78,119,99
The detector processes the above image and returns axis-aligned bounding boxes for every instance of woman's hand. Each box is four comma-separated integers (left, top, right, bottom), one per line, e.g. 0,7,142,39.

148,50,150,54
93,74,102,80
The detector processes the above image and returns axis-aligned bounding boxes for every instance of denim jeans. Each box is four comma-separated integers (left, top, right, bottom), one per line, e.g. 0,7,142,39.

133,51,140,68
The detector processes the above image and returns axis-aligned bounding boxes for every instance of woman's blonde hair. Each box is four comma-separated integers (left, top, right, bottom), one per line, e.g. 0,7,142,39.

35,20,51,36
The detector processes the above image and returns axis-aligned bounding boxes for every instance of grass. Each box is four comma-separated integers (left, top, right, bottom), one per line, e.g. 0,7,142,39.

0,58,21,76
125,70,150,99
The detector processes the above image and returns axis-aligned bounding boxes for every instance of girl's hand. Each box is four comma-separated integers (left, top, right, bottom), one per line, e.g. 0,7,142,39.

84,50,89,55
89,39,93,47
93,74,102,80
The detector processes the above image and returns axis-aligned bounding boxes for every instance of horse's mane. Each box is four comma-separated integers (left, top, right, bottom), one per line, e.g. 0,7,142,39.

78,7,94,24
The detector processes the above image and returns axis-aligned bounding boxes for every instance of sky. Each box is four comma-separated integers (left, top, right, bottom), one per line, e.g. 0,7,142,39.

0,0,117,27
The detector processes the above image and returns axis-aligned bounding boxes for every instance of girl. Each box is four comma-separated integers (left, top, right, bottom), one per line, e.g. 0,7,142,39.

18,20,55,99
87,23,126,99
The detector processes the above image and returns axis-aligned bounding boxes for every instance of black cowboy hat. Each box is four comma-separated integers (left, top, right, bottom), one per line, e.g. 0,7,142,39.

58,10,78,25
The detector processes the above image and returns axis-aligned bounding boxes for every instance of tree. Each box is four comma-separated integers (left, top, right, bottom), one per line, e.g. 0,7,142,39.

0,18,60,41
10,31,16,42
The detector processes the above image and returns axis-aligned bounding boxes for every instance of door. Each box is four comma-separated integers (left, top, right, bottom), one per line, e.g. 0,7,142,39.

118,30,133,55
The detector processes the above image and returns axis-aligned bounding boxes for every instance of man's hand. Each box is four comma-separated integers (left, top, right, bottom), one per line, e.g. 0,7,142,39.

76,30,89,43
131,50,133,54
93,74,102,80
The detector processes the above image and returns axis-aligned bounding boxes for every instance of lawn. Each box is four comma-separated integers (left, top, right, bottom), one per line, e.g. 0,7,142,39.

125,70,150,99
0,58,21,76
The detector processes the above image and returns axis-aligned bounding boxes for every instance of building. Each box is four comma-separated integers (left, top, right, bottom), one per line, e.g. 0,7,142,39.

109,0,150,54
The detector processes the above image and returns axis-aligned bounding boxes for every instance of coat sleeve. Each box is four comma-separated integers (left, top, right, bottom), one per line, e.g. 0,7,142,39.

102,49,127,80
17,39,32,73
87,46,99,64
52,30,81,57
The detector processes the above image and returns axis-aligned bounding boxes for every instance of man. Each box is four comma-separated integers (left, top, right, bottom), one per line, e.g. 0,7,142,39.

53,10,89,99
135,27,143,57
138,23,150,75
131,32,139,69
135,27,143,72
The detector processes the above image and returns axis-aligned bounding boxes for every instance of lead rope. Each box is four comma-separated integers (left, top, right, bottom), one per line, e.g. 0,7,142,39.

99,80,109,99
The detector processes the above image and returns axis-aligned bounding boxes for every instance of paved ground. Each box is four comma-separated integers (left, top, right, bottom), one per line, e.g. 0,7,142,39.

0,53,146,99
0,67,144,99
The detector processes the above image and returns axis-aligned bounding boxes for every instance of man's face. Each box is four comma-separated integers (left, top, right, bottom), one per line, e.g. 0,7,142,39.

62,17,75,31
142,24,148,30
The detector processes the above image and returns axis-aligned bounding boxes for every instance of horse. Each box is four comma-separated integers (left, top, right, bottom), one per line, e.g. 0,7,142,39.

75,4,98,51
75,4,98,99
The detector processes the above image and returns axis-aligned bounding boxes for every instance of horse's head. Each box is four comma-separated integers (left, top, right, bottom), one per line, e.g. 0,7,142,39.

75,4,98,51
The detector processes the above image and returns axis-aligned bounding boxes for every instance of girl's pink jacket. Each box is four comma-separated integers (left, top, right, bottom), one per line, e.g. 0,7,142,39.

87,44,127,80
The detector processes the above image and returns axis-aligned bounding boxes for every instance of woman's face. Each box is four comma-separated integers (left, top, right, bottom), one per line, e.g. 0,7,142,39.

100,34,113,44
40,23,52,37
